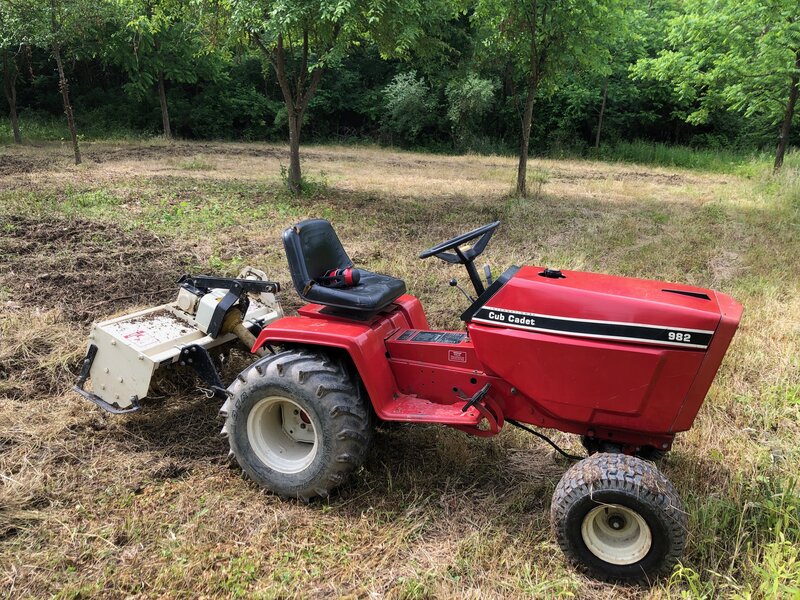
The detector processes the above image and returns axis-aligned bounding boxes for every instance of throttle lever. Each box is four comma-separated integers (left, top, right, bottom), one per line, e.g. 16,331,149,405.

449,278,474,303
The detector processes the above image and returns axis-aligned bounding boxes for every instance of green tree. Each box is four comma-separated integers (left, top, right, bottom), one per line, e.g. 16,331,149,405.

4,0,112,163
113,0,229,140
0,3,25,143
474,0,632,196
231,0,447,194
634,0,800,170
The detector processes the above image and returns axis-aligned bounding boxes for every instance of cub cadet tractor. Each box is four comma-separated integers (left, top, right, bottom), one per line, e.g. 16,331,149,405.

76,220,741,583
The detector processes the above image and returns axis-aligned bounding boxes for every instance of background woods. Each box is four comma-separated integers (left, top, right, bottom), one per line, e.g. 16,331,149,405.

1,0,798,191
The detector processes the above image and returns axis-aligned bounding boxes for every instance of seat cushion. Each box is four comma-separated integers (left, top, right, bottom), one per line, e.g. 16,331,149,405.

305,270,406,312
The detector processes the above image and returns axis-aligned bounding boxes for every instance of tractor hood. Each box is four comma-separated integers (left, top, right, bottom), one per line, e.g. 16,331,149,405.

463,265,742,435
464,265,727,350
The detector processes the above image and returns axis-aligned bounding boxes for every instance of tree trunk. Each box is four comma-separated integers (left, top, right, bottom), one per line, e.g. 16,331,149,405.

52,43,80,165
595,78,609,150
2,50,22,144
157,71,172,140
516,79,538,197
287,111,302,193
774,51,800,172
262,31,326,196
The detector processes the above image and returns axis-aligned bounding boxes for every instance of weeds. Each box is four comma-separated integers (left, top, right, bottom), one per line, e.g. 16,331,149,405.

177,155,216,171
279,164,329,197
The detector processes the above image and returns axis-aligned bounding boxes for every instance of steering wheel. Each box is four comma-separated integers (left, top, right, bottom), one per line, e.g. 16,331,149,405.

419,221,500,264
419,221,500,296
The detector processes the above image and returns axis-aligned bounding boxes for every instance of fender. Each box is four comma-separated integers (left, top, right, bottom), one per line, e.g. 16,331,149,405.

252,297,427,419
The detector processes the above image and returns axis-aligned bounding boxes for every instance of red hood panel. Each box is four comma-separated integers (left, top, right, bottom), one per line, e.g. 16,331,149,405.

484,266,721,334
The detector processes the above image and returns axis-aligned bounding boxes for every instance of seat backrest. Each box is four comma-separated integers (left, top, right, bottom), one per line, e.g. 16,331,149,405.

283,219,353,294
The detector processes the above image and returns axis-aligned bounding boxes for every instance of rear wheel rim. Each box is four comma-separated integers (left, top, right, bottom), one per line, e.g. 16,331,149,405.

581,504,652,565
247,396,318,474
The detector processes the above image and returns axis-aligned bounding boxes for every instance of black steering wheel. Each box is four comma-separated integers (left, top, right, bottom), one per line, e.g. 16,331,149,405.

419,221,500,262
419,221,500,295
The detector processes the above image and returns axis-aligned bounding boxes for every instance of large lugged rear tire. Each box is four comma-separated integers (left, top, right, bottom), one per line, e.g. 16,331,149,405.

550,453,687,584
220,349,373,501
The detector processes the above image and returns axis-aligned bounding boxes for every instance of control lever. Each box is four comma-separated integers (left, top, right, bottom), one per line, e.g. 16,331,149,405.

461,383,492,412
449,278,474,303
483,264,493,286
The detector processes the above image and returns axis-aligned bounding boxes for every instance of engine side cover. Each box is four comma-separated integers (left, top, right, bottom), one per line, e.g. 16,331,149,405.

466,266,741,435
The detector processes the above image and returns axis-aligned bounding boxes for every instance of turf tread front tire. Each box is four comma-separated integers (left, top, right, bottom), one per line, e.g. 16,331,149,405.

550,452,687,584
222,349,372,501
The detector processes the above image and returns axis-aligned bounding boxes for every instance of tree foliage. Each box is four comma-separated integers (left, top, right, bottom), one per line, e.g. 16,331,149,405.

445,72,496,142
473,0,633,195
2,0,799,178
634,0,800,168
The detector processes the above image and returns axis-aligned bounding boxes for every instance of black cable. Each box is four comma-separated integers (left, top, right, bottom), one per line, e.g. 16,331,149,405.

506,419,585,461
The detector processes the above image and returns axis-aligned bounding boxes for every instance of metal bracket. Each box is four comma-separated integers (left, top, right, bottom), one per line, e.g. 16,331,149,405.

207,283,244,339
179,344,226,397
74,385,142,414
76,343,98,388
73,344,142,414
178,275,280,295
177,275,281,339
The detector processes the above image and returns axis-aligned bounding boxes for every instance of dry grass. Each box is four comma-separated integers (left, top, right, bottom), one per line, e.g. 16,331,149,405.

0,141,798,599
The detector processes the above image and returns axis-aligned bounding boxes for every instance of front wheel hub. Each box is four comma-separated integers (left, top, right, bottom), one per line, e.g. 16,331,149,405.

581,504,652,565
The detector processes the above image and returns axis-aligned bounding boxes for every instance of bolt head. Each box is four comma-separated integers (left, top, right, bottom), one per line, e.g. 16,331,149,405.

608,515,626,530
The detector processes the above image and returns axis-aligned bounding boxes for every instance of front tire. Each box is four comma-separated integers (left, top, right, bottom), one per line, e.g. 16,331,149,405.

550,453,687,583
221,349,373,501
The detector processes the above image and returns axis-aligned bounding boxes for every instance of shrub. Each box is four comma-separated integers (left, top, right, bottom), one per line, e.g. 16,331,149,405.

445,73,496,144
382,71,436,143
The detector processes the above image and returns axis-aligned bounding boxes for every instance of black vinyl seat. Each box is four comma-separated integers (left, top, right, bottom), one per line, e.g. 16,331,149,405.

283,219,406,312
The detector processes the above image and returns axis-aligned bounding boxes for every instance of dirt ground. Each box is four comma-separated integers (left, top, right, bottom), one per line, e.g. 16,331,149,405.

0,215,198,322
0,141,798,599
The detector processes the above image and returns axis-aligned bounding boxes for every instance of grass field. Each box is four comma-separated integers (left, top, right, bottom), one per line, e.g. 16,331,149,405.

1,140,798,599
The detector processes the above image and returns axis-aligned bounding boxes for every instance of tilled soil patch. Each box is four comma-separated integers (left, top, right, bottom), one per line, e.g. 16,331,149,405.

83,143,285,163
0,153,57,177
0,214,200,322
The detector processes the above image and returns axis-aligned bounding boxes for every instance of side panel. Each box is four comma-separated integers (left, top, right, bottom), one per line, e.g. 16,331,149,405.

386,328,676,447
252,296,426,418
468,322,704,433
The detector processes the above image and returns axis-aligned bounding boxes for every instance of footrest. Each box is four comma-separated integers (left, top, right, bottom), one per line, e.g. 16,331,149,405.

381,394,483,425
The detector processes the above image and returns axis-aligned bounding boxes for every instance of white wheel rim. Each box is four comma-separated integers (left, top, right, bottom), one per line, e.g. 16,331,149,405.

581,504,652,565
247,396,318,474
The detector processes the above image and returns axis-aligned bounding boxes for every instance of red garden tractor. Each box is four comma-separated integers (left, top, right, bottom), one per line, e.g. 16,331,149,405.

77,219,741,583
219,219,741,583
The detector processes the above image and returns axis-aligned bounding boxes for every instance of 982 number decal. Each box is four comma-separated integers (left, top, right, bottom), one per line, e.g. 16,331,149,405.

668,331,692,342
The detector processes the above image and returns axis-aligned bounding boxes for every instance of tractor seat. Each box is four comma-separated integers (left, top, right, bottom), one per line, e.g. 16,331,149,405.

283,219,406,312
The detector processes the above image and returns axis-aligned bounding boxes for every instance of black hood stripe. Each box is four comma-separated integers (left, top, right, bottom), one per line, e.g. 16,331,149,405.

472,306,713,349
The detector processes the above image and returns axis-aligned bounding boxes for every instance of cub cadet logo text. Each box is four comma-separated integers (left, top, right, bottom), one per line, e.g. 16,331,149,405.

488,310,536,327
